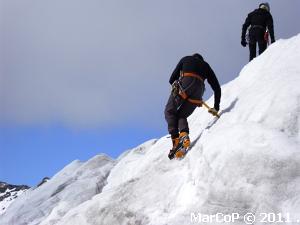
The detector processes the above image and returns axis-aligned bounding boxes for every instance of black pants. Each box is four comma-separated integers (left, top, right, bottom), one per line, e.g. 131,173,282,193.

248,27,267,61
164,78,204,138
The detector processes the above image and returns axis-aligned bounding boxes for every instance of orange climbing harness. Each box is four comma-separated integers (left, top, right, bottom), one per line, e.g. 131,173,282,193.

178,72,204,107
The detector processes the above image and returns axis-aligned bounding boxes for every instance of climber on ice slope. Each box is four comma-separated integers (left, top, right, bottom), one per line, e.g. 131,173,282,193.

164,53,221,159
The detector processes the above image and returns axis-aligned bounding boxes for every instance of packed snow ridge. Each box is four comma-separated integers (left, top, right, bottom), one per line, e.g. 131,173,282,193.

1,34,300,225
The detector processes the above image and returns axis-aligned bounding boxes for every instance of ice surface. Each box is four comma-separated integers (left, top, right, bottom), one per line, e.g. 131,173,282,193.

0,155,114,225
1,34,300,225
0,188,27,216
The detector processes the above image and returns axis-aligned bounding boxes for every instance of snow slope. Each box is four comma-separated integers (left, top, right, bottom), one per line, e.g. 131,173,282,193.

0,182,29,216
0,189,27,216
1,34,300,225
0,155,114,225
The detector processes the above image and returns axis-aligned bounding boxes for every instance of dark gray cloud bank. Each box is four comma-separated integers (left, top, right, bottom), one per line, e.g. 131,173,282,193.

1,0,299,128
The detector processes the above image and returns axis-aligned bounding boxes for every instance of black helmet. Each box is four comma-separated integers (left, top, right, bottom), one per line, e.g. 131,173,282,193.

259,2,270,12
193,53,203,61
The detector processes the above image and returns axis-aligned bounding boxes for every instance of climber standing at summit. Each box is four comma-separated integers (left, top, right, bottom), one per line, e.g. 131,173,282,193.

241,2,275,61
164,53,221,160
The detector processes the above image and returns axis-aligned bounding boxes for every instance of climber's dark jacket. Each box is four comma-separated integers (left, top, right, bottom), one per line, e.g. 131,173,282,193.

242,8,275,43
169,55,221,110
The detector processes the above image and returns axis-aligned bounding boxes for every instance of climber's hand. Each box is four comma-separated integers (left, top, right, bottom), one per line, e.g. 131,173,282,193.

208,108,219,117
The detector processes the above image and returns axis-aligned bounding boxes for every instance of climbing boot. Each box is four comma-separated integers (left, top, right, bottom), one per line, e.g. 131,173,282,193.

179,131,190,148
168,137,179,160
175,132,190,159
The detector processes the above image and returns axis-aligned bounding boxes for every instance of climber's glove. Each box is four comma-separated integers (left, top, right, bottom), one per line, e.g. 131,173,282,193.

241,39,247,47
208,108,219,117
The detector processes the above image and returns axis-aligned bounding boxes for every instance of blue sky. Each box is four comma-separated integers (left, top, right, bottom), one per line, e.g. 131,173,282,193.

0,123,165,185
1,0,300,186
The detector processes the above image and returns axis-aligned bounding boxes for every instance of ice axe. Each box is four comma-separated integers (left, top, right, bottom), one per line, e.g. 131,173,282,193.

202,101,220,118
